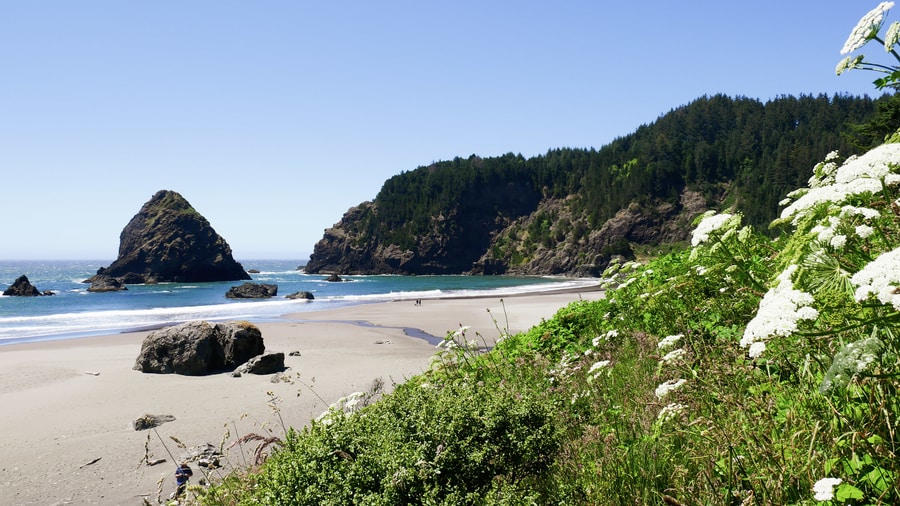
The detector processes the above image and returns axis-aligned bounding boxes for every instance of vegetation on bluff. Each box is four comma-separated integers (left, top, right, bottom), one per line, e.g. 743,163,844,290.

196,129,900,503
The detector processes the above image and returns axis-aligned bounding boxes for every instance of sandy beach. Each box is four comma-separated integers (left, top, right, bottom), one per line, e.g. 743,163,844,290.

0,289,602,505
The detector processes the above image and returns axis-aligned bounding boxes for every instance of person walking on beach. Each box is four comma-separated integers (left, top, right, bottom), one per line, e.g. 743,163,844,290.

171,461,193,500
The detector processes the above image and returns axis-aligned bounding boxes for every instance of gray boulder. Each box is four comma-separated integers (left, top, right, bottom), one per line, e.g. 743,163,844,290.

232,352,285,376
226,283,278,299
134,320,265,375
285,290,315,300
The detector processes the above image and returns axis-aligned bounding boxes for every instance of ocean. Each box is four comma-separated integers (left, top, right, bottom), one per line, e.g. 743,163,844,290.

0,260,597,345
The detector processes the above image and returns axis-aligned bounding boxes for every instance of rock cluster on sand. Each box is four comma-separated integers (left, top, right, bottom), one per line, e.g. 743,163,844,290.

85,190,250,287
3,275,54,296
133,320,265,375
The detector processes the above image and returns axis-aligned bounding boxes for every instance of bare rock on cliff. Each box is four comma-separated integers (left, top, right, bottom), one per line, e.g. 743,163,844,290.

85,190,250,285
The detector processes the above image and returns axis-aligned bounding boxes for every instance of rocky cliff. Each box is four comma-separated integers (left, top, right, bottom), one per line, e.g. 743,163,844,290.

86,190,250,284
304,188,717,276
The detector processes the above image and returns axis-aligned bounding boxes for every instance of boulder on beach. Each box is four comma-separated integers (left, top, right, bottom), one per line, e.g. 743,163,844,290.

226,282,278,299
285,290,315,300
232,352,285,376
134,320,265,375
3,275,53,296
84,190,251,285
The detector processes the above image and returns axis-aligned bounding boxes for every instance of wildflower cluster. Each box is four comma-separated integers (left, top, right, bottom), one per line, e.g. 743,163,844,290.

740,265,818,358
851,246,900,310
836,2,900,89
778,143,900,225
813,477,843,501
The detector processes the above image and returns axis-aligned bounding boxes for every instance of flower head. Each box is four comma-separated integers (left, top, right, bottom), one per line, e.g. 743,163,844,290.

886,20,900,49
656,403,686,424
661,348,685,364
740,265,818,357
691,212,736,247
836,54,864,75
851,246,900,310
812,477,843,501
780,143,900,224
841,2,895,54
657,333,684,350
655,379,687,399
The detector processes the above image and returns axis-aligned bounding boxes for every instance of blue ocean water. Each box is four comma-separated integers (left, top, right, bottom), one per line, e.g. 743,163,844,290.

0,260,597,345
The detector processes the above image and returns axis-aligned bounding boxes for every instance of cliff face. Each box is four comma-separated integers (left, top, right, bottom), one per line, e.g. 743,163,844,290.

88,190,250,284
304,189,716,276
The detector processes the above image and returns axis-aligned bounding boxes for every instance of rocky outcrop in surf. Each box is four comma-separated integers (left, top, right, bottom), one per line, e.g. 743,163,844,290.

85,190,250,285
3,275,54,296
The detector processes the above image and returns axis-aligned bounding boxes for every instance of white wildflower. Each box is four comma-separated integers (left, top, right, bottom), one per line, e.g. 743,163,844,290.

841,2,895,54
813,477,843,501
691,212,736,247
655,379,687,399
592,329,618,347
661,348,685,364
587,360,611,381
452,325,471,339
719,287,728,293
748,341,767,359
588,360,610,374
740,265,818,356
856,224,875,238
811,217,838,244
657,333,683,350
437,338,459,350
836,55,864,75
694,265,708,276
851,246,900,310
886,20,900,49
830,234,848,250
841,205,881,220
781,143,900,223
656,403,686,424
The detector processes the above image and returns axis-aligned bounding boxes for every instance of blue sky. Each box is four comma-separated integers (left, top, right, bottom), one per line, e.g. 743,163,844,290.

0,1,892,260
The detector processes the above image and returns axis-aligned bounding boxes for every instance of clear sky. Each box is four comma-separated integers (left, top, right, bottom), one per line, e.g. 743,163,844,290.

0,1,893,260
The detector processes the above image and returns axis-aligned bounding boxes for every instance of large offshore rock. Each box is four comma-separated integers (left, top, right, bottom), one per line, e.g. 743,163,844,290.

134,320,265,375
3,275,53,296
85,190,250,285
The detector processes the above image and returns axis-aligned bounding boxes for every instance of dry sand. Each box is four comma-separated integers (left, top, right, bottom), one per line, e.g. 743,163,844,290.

0,289,602,505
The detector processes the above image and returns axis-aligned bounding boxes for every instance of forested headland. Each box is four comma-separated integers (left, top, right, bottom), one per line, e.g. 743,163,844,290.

305,93,897,276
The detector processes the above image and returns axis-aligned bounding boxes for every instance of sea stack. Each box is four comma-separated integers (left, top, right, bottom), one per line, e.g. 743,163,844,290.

86,190,251,285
